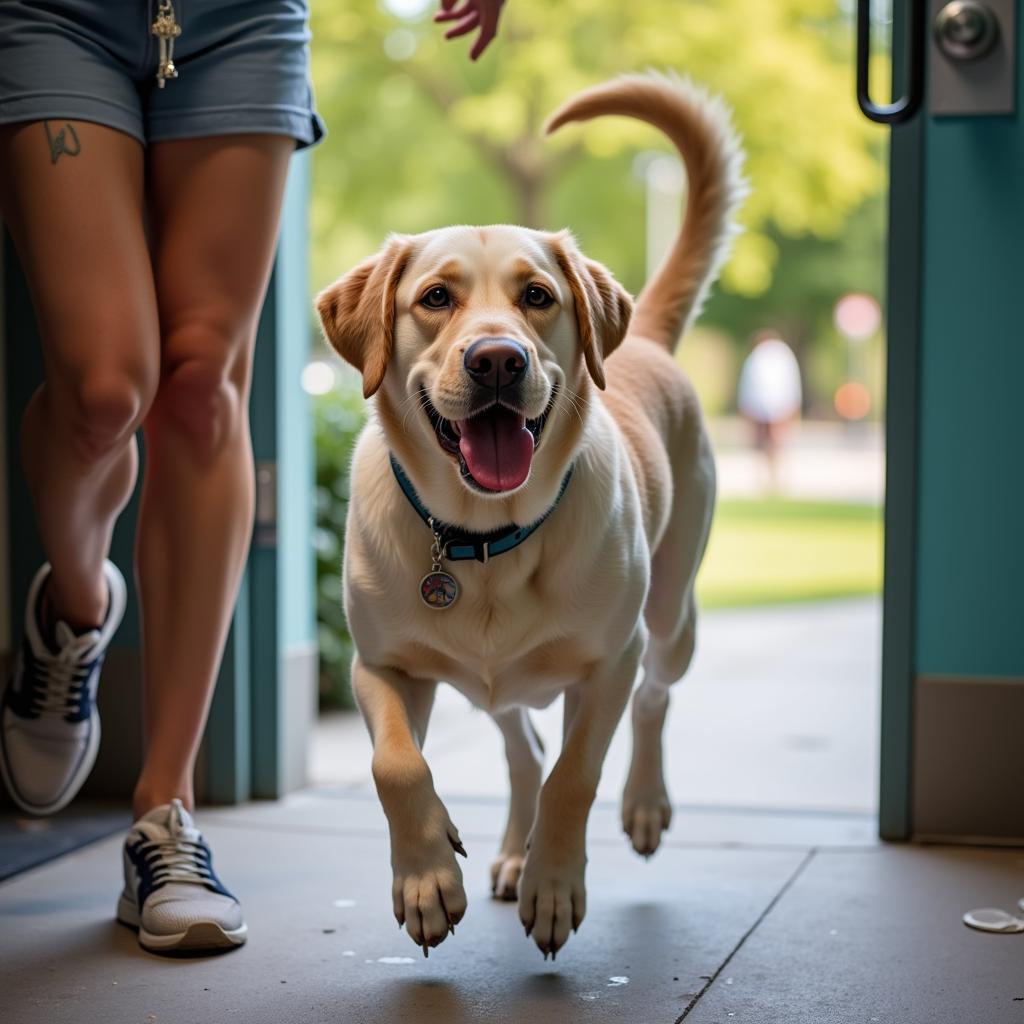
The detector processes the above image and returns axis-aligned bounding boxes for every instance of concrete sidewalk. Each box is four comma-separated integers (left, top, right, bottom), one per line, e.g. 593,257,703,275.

3,788,1024,1024
313,597,882,815
5,598,1024,1024
712,419,884,504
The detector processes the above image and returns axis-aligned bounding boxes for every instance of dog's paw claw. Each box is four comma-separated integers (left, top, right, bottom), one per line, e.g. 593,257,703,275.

391,849,467,952
517,858,585,958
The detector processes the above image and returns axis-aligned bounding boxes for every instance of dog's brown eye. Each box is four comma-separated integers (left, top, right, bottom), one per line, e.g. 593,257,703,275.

421,286,451,309
523,284,554,309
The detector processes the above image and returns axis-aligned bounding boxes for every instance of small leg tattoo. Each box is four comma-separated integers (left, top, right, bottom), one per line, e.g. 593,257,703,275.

43,121,82,165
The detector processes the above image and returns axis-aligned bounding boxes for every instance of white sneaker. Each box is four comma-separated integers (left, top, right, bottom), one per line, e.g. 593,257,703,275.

117,799,247,953
0,561,126,815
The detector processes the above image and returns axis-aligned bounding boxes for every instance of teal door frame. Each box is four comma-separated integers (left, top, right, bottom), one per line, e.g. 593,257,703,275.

880,1,1024,840
879,32,925,840
2,152,316,806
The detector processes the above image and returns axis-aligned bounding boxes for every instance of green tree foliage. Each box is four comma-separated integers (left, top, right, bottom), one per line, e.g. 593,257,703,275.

309,0,887,320
313,384,365,708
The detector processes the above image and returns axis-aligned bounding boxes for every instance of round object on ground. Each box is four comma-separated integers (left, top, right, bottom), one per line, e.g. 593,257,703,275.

962,907,1024,933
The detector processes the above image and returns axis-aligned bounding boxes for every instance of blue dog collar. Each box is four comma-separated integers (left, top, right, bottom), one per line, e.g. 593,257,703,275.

389,454,573,564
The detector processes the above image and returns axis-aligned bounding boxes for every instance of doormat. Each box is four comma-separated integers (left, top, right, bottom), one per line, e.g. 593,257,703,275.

0,802,129,883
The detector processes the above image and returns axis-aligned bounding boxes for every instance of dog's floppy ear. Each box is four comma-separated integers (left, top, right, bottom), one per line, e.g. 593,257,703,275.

315,235,413,399
550,232,633,390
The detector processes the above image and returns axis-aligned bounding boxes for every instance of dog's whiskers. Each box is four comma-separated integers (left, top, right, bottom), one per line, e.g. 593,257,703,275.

398,387,430,435
562,385,588,428
397,387,427,418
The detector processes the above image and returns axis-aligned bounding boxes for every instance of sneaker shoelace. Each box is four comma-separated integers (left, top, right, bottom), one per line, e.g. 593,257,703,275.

29,629,100,717
139,835,214,890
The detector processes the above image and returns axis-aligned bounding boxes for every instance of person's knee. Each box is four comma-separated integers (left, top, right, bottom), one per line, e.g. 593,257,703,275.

150,323,250,463
62,365,157,464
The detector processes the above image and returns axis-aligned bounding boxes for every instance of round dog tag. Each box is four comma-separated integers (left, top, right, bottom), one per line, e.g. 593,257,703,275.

420,571,458,609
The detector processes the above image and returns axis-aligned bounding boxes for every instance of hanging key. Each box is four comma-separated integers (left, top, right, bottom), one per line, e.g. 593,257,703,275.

151,0,182,88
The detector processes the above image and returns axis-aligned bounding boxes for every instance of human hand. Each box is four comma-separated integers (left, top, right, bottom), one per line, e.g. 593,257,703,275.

434,1,506,61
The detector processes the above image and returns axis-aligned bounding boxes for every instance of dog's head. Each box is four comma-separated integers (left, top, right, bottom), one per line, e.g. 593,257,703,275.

316,226,632,498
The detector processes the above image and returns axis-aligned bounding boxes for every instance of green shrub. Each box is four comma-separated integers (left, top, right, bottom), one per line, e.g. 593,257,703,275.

314,382,366,710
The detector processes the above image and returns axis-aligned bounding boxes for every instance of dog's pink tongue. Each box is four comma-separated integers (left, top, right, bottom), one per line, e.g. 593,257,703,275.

458,407,534,492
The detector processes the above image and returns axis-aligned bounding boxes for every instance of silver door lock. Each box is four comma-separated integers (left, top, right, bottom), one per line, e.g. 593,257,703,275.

934,1,1000,61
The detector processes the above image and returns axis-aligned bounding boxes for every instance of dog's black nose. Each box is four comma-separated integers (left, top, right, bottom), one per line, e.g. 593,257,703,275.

464,338,529,391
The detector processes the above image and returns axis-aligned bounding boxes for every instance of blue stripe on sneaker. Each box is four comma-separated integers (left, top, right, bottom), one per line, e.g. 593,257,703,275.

64,656,102,724
126,838,158,907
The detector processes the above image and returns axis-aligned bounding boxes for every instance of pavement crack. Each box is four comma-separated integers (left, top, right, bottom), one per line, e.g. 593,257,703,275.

673,847,818,1023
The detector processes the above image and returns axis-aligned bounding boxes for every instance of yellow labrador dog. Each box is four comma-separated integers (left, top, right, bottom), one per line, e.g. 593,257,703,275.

316,73,745,959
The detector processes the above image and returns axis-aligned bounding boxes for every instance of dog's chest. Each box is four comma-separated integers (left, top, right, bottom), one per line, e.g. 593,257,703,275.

392,555,601,710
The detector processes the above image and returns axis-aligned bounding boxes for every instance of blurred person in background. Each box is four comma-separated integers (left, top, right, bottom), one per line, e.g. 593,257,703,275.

737,331,802,493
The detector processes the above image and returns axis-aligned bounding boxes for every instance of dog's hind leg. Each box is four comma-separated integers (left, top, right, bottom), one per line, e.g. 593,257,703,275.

623,611,695,856
623,427,715,857
490,707,545,900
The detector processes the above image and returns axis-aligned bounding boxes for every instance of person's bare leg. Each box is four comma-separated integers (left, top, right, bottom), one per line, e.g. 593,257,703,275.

0,122,159,631
131,135,293,818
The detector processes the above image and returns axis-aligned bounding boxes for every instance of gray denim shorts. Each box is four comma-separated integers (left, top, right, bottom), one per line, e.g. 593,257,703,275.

0,0,325,149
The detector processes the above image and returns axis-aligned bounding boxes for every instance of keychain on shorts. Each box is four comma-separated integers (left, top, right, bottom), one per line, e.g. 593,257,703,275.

420,518,459,610
151,0,182,89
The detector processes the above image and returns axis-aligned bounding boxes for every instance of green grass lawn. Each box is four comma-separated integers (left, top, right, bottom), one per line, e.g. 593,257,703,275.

696,498,883,609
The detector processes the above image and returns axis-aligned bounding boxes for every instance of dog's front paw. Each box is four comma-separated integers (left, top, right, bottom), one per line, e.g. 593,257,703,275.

517,847,586,959
490,851,526,901
621,784,672,857
390,807,468,955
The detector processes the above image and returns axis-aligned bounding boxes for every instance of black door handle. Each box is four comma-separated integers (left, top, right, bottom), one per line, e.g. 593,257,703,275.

857,0,926,123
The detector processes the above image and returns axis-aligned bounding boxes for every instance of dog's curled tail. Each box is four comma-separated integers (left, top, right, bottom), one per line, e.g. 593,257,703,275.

545,72,747,352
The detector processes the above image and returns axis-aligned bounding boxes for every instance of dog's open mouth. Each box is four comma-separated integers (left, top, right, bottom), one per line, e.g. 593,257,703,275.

424,389,556,494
